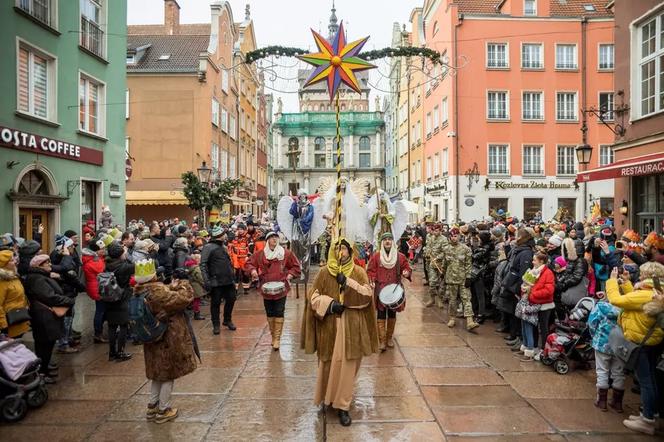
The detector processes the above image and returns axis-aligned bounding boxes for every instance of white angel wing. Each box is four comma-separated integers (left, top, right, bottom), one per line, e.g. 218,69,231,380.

349,178,371,206
310,195,328,242
276,196,295,240
391,200,410,241
343,190,372,244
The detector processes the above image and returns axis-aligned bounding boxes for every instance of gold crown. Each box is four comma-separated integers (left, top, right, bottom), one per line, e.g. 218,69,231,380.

134,259,156,284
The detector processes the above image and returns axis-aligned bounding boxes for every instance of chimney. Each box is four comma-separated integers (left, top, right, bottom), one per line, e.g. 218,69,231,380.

164,0,180,35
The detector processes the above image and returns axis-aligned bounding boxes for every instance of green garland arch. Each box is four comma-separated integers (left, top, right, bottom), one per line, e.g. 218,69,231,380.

245,45,446,65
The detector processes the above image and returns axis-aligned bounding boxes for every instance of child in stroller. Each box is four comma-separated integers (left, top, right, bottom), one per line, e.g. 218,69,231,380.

541,297,596,375
0,335,48,422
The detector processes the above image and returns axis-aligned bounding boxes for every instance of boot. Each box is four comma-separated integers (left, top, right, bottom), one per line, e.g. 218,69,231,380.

435,297,444,309
272,318,284,351
623,415,656,435
594,387,608,412
212,324,220,335
377,319,387,352
267,317,275,344
447,318,456,328
465,317,479,331
608,388,624,413
386,318,396,348
193,312,206,320
338,409,352,427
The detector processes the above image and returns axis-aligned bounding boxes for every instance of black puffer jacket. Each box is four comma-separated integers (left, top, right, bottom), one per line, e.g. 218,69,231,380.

172,246,190,280
103,257,134,325
200,240,235,288
555,258,587,294
23,267,75,339
151,234,174,279
49,252,86,298
501,241,535,298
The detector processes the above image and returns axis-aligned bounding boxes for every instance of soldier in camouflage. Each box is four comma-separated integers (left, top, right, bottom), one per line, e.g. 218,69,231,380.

422,224,448,308
440,227,479,331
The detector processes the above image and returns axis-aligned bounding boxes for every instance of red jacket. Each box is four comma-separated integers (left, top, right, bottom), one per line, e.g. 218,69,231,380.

529,266,555,305
82,251,105,301
244,247,301,300
367,251,411,312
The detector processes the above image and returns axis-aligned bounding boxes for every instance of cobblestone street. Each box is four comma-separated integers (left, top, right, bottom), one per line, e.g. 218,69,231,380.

0,265,654,441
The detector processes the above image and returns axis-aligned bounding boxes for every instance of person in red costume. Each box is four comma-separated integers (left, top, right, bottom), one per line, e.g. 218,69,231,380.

229,223,251,293
367,232,411,351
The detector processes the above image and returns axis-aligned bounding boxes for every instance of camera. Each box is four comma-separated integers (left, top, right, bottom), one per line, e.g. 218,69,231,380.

615,240,625,250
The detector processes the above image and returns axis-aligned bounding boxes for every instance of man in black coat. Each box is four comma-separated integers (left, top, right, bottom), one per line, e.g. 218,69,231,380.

103,241,134,362
200,226,237,334
150,222,175,283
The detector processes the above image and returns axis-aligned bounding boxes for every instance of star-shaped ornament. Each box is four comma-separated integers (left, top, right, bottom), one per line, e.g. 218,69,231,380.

298,21,375,101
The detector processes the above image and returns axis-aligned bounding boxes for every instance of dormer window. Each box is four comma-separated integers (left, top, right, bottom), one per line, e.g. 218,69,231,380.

524,0,537,16
126,54,135,64
158,54,171,61
583,4,596,12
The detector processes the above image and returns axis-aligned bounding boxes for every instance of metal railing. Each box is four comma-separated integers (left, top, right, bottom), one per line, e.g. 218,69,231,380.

18,0,51,26
81,16,104,58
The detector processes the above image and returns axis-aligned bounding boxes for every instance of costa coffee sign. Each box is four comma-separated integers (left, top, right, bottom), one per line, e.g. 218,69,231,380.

0,126,103,166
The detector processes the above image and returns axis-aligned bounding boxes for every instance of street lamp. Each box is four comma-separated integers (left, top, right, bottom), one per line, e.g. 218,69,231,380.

197,161,212,186
575,144,593,166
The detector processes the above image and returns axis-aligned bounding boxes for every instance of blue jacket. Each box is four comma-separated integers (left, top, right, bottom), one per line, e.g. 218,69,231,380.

588,301,620,354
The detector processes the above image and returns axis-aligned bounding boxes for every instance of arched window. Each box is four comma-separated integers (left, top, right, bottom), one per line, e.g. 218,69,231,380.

359,136,371,168
314,137,326,167
17,170,50,196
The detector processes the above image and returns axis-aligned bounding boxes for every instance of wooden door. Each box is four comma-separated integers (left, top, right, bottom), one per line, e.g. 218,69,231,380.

19,209,50,253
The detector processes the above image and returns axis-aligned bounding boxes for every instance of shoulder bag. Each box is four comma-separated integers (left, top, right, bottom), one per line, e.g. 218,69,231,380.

608,322,658,372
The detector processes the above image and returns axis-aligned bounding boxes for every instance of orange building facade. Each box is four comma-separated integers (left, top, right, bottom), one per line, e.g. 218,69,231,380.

415,0,615,222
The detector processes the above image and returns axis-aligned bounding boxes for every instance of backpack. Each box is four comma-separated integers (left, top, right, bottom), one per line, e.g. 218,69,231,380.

128,289,168,343
97,270,124,302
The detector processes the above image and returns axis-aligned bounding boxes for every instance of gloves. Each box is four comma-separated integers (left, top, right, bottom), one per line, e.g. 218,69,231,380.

336,273,347,289
464,278,472,288
328,300,345,315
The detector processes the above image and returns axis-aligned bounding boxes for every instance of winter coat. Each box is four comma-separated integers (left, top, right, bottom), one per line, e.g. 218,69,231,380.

555,258,588,294
471,243,492,281
491,259,508,308
17,240,40,278
103,257,134,325
187,266,206,299
529,266,555,306
606,279,664,346
200,240,235,288
49,252,85,298
0,268,30,337
367,251,411,312
590,244,620,282
151,235,174,279
588,301,620,354
172,247,190,280
140,281,198,382
502,242,534,297
82,249,105,301
245,247,301,300
23,267,75,339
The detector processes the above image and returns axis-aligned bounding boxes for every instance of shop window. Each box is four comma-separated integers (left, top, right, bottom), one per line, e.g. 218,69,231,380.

81,181,99,227
557,198,577,220
524,198,542,221
489,198,508,216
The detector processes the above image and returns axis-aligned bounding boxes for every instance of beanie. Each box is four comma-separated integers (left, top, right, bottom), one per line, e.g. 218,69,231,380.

554,256,568,269
107,241,125,259
0,250,13,268
548,235,563,248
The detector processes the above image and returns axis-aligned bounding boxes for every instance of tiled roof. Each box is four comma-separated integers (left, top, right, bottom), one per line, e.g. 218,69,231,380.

454,0,613,16
127,23,210,36
127,34,210,73
454,0,502,14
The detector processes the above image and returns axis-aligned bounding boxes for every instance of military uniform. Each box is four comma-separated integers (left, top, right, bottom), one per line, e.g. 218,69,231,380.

440,238,479,331
423,232,448,307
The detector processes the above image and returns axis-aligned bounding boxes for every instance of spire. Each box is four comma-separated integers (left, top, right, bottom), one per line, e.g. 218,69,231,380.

328,1,339,39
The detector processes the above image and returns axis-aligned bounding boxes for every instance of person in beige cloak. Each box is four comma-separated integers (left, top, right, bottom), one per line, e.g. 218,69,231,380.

301,238,379,427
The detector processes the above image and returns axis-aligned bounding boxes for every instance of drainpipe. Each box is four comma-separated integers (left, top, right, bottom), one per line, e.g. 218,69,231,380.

581,17,588,218
454,18,461,223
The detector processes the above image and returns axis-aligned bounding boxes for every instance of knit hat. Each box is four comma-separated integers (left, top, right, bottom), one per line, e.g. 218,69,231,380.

522,270,537,286
211,225,224,238
174,237,189,249
107,241,125,259
265,231,279,241
55,234,74,250
554,256,568,269
134,259,157,284
197,230,209,238
548,235,563,248
0,250,13,268
30,254,50,267
380,232,394,241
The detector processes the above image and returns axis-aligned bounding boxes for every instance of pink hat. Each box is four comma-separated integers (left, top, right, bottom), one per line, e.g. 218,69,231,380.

554,256,567,269
30,254,50,267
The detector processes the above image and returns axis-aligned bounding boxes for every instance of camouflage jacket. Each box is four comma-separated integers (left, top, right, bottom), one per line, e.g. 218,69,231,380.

423,234,448,259
440,242,472,284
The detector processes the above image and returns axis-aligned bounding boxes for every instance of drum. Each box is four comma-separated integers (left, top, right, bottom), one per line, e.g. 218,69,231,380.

262,281,286,296
378,284,405,310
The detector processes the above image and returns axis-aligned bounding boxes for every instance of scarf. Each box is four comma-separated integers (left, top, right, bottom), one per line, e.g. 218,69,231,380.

264,244,285,261
380,245,397,269
326,237,355,277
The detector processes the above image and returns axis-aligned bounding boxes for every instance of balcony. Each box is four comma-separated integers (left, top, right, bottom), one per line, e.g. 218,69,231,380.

80,16,104,59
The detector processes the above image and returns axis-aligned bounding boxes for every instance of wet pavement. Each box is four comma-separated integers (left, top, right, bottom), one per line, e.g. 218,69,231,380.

1,264,655,441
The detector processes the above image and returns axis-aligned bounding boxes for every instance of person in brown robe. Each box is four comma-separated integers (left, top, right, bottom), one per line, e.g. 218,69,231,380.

301,238,379,426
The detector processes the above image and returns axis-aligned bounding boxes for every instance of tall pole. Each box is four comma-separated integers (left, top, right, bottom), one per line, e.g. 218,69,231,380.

334,92,344,305
406,68,412,201
581,17,588,218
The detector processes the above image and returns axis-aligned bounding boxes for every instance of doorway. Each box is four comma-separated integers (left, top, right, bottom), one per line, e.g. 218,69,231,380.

19,209,51,253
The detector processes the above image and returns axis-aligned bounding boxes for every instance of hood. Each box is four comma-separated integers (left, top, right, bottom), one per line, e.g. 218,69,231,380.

0,267,18,281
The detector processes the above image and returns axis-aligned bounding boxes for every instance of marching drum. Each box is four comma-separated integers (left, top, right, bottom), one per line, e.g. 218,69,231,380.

262,281,286,296
378,284,405,310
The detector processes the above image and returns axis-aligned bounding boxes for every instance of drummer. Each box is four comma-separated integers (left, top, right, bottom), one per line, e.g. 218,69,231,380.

245,231,301,350
367,232,412,351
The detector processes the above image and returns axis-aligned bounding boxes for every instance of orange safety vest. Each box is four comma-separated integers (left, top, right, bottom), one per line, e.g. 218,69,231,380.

230,236,250,269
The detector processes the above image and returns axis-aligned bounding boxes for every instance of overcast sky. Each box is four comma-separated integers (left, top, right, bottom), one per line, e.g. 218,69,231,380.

128,0,418,112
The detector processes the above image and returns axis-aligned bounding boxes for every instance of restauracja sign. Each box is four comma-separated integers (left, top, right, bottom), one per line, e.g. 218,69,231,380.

494,181,572,190
0,126,103,165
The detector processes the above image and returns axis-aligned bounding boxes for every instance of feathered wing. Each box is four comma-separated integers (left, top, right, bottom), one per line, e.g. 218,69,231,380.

309,195,328,243
276,196,295,240
349,178,371,206
343,190,372,244
391,200,410,241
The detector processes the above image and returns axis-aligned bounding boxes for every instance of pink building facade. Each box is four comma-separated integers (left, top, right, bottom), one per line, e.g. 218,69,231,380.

419,0,615,222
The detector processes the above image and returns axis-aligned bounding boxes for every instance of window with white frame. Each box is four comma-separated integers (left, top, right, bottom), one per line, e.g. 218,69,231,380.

599,44,614,70
599,92,614,121
487,91,508,120
487,43,508,68
522,91,543,120
125,89,130,119
229,154,236,178
442,148,449,174
79,73,104,135
416,121,422,143
599,145,615,166
359,136,371,168
557,145,576,175
220,149,228,179
556,92,578,120
523,145,543,175
211,143,220,178
80,0,104,58
221,68,229,93
426,157,432,180
211,98,219,126
524,0,537,16
433,153,440,177
17,43,55,120
221,108,228,132
416,159,422,182
433,105,440,128
636,13,664,117
488,144,509,175
17,0,55,27
441,97,449,125
556,44,577,69
522,43,543,69
229,114,237,139
426,112,432,137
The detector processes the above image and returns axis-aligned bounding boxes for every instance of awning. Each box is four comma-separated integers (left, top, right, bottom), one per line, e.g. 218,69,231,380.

125,190,188,206
577,152,664,183
229,196,251,206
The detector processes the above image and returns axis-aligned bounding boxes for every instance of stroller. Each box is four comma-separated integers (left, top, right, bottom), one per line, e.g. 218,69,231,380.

541,297,596,375
0,337,48,422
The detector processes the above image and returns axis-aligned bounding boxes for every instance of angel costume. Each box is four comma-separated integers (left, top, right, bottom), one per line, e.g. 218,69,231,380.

366,190,409,246
301,238,378,426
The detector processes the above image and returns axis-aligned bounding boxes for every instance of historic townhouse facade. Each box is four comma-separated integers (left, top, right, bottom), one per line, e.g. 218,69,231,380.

0,0,127,251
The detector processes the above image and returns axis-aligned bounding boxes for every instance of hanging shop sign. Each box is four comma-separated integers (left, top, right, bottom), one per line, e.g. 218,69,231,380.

493,181,572,190
0,126,103,166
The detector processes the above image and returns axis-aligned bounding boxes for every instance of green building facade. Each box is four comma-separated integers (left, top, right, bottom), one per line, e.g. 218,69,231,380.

0,0,127,250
